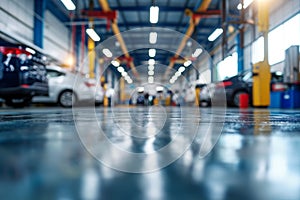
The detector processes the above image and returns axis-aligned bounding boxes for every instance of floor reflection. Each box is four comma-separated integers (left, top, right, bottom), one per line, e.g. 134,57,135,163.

0,107,299,199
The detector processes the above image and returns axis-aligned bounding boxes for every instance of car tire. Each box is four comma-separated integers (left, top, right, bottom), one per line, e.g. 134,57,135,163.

233,91,248,107
5,97,31,108
58,90,76,108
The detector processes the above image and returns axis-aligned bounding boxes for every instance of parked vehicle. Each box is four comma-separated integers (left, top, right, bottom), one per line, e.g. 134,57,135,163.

213,70,284,107
0,46,48,107
32,65,102,107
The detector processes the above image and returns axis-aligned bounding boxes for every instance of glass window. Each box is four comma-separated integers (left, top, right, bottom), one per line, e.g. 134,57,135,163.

252,36,264,63
268,14,300,65
268,24,284,65
283,14,300,48
217,52,238,80
242,71,253,82
47,69,64,78
199,69,211,84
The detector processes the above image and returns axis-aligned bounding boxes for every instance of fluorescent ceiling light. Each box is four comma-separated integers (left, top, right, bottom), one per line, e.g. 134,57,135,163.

111,60,120,67
148,49,156,57
184,60,192,67
25,47,36,54
121,71,127,77
148,65,155,71
125,76,130,81
175,71,181,77
148,70,154,76
148,76,154,83
170,76,177,84
171,76,178,81
61,0,76,10
150,6,159,24
148,59,155,65
86,28,101,42
117,67,124,73
208,28,223,42
149,32,157,44
237,0,253,10
178,66,185,73
192,48,203,57
102,48,112,58
127,79,133,84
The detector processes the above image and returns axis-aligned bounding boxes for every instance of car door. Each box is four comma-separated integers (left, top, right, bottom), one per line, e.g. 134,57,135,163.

46,69,66,101
33,69,65,102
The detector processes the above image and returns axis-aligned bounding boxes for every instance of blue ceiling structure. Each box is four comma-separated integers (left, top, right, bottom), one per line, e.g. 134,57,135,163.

48,0,242,77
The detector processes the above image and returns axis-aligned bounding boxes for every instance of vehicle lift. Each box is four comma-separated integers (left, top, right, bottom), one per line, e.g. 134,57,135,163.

252,0,271,107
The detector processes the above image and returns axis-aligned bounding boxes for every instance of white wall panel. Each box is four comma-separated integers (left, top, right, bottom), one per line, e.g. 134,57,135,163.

242,0,300,70
44,10,70,62
269,0,300,30
0,0,34,42
244,45,252,70
0,0,71,63
271,61,284,72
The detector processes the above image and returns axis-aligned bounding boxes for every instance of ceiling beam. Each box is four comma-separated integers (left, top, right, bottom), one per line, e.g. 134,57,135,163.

65,20,218,31
164,0,213,79
122,22,214,28
83,6,194,12
98,0,139,78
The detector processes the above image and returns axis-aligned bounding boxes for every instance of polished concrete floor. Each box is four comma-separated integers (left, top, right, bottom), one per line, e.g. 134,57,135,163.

0,106,300,200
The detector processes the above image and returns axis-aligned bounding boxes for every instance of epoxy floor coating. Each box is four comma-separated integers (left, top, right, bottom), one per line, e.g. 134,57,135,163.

0,107,300,200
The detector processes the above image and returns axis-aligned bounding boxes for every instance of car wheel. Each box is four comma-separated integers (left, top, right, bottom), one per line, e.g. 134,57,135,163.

58,90,76,108
233,91,248,107
5,97,31,108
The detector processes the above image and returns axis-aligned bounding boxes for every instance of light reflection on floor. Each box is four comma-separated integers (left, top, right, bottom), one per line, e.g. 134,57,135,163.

0,107,299,199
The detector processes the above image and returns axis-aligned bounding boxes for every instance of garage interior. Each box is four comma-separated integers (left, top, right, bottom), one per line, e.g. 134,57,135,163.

0,0,300,199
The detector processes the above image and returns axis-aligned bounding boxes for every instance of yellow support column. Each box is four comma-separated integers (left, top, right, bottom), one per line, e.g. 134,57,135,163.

88,36,95,79
252,61,271,107
165,96,171,106
195,87,201,106
103,83,109,107
101,76,109,107
88,0,95,79
120,77,125,104
252,0,271,107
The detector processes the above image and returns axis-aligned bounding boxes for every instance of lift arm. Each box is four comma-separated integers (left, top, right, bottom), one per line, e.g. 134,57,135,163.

164,0,212,79
98,0,139,78
252,0,271,107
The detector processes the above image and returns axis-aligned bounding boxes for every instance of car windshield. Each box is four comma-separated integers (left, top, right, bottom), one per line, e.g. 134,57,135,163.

222,69,251,81
242,71,253,82
240,69,251,76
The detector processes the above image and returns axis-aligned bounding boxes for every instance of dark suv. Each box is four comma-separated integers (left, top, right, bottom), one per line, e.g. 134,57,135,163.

213,70,283,107
0,46,48,107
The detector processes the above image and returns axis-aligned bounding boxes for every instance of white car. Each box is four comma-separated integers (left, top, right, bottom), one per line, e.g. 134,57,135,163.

32,66,102,107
